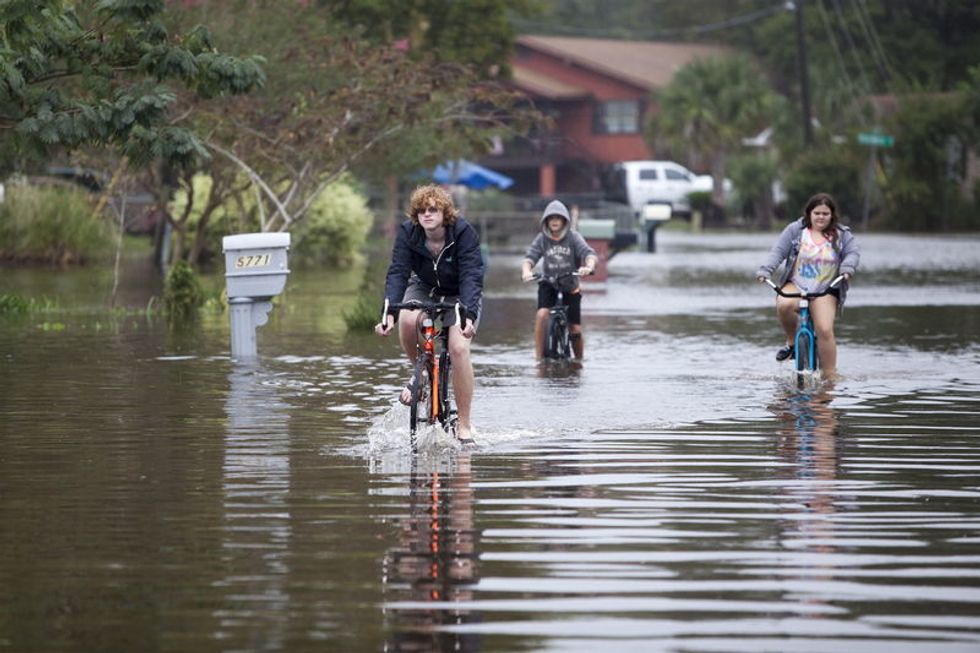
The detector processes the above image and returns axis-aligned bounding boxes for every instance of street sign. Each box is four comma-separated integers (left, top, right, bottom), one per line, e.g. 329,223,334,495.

858,132,894,147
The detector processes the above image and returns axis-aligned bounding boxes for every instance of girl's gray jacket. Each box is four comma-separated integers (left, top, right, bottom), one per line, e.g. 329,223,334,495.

754,217,860,308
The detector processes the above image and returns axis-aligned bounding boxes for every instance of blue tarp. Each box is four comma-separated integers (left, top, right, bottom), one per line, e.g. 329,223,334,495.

432,159,514,190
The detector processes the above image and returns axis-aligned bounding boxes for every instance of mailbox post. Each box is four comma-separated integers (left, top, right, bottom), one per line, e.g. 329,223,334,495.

223,233,290,360
641,203,672,253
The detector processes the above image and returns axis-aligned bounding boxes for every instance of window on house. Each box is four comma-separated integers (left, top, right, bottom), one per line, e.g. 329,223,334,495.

594,100,641,134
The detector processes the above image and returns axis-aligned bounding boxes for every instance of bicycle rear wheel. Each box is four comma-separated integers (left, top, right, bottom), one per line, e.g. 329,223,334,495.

437,351,457,437
408,356,429,451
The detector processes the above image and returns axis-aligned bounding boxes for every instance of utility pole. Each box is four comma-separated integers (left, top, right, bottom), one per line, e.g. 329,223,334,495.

793,0,814,145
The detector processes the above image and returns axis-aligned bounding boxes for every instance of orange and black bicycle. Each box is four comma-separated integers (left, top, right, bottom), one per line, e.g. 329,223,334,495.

383,298,462,452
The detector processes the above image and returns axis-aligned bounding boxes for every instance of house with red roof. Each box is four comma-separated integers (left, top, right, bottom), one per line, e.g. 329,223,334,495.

487,35,732,196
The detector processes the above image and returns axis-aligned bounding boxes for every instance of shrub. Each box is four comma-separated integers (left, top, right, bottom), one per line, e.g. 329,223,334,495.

291,180,373,266
170,174,373,266
342,256,388,330
783,147,863,222
881,94,977,231
686,190,712,213
163,260,205,319
0,184,113,264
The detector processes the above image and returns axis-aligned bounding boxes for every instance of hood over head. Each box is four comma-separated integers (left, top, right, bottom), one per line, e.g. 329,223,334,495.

540,200,570,236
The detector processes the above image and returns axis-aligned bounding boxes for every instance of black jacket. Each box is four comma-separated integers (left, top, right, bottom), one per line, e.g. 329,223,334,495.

383,218,484,322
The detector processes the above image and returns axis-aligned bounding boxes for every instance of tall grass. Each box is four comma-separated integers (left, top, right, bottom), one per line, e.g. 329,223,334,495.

0,184,114,264
0,293,57,315
343,250,387,330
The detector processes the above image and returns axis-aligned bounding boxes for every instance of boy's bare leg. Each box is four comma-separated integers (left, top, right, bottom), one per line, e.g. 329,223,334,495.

397,309,421,403
448,326,474,440
534,308,548,359
570,324,584,358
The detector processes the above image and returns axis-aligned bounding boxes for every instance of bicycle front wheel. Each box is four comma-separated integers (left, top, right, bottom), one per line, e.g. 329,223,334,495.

545,314,570,360
408,356,430,449
437,351,457,437
795,331,816,377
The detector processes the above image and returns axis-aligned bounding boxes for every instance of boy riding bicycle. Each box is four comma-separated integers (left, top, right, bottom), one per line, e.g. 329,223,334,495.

521,200,598,359
376,185,484,442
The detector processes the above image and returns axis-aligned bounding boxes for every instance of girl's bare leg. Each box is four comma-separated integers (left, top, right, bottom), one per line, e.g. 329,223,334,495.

810,295,839,378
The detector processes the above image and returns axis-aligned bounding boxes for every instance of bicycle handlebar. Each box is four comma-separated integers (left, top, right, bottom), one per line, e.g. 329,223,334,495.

761,274,846,298
526,270,592,285
380,298,463,328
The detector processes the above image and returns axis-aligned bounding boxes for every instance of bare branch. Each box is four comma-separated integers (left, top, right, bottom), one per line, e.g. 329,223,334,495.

206,140,294,230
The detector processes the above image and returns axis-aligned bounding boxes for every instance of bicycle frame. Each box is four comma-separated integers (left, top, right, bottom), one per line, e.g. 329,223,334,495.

763,275,845,382
528,272,581,360
795,299,817,372
382,298,462,450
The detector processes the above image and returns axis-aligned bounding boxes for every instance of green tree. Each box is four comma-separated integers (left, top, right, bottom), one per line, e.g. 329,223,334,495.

728,151,779,228
320,0,537,78
880,92,977,231
158,2,541,266
782,146,863,223
647,54,784,211
0,0,265,173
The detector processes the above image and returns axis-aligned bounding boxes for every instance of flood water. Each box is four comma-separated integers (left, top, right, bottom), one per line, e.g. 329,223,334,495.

2,231,979,652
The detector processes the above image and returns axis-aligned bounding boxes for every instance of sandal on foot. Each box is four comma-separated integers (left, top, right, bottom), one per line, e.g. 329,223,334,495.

456,428,476,446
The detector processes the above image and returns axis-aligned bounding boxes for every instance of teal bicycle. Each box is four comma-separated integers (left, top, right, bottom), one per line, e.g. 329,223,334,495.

762,274,845,385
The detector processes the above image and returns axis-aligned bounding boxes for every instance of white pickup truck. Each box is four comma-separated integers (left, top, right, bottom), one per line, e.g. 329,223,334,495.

608,160,729,217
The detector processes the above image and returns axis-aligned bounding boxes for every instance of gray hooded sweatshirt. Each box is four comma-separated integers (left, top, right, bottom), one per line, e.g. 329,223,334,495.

524,200,597,292
755,217,860,309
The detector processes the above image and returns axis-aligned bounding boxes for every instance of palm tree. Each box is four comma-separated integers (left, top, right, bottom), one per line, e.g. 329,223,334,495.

647,54,785,217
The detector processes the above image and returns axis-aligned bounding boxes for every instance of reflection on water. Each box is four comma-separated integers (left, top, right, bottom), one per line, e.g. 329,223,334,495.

2,232,980,651
219,364,292,650
382,454,480,652
772,384,841,548
772,384,842,622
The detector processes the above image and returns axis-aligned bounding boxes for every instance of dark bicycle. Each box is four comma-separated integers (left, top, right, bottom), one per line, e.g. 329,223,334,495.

762,274,845,386
382,298,463,451
528,271,586,360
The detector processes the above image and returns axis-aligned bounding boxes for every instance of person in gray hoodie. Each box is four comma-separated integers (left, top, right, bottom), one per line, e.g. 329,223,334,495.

521,200,598,359
755,192,860,378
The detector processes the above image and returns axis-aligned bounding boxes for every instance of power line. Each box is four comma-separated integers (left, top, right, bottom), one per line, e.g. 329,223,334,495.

814,0,870,127
830,0,875,95
852,0,899,86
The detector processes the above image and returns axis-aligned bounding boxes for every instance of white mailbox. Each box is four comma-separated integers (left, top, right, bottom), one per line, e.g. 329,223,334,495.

641,202,672,227
640,203,672,253
222,232,291,360
223,232,290,299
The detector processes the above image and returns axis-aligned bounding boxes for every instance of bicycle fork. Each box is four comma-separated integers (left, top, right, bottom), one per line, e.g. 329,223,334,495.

421,317,440,422
795,301,818,372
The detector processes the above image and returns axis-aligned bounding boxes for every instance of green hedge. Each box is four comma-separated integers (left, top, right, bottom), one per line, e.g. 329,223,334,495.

0,184,113,264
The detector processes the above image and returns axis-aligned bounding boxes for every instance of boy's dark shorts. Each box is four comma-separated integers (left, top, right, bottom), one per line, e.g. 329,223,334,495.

402,276,481,331
537,284,582,325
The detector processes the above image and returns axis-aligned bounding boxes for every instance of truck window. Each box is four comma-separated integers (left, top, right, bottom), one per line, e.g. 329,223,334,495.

665,169,690,181
639,169,658,180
